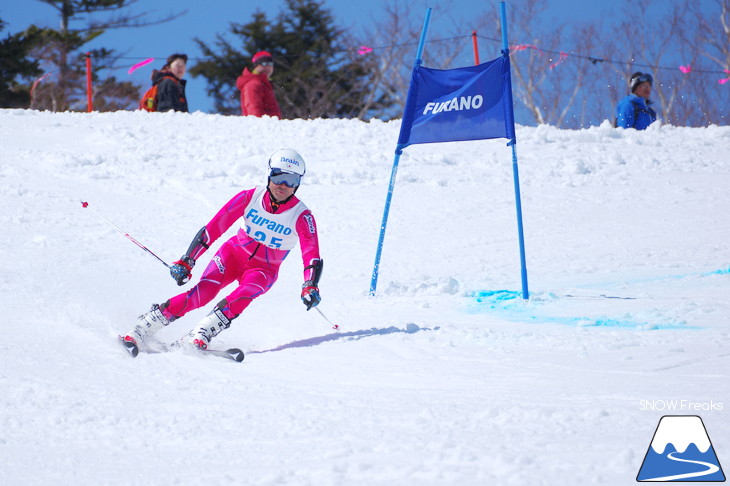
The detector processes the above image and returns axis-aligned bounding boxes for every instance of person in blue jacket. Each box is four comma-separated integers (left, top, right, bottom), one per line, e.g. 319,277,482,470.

616,72,657,129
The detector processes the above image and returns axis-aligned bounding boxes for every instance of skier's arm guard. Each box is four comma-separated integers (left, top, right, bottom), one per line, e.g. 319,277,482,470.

183,226,210,262
304,259,323,286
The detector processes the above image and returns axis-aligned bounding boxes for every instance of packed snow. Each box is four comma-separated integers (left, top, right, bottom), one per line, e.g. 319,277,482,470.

1,109,728,485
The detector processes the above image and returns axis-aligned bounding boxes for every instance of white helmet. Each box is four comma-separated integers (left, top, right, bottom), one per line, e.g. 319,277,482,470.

268,149,306,176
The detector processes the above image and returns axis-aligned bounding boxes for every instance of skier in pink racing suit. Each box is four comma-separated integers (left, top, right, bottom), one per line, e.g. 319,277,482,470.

123,149,322,350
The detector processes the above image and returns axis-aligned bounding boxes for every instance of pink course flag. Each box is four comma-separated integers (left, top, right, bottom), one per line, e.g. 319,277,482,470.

721,69,730,85
510,44,538,54
357,46,373,55
679,65,691,73
30,72,52,98
128,58,154,75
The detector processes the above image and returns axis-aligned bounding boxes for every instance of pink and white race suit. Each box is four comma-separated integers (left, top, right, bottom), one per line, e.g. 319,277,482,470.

160,186,320,321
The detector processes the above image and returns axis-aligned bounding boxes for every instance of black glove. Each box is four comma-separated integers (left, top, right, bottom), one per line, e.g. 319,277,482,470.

301,280,321,310
170,256,195,286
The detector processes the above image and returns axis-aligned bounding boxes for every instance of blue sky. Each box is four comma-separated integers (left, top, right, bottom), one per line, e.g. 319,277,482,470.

2,0,624,113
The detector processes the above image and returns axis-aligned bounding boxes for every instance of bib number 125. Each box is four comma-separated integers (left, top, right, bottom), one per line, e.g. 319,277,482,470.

245,225,283,249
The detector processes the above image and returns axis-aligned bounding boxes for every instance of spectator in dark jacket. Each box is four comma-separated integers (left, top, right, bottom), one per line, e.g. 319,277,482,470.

235,50,281,117
154,53,189,112
616,72,657,130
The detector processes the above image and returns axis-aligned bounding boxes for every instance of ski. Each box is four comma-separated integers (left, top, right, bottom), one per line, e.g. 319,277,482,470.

119,336,244,363
203,348,245,362
118,335,139,357
165,341,245,362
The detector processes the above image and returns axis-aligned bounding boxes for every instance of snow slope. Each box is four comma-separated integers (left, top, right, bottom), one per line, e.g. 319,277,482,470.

1,109,728,485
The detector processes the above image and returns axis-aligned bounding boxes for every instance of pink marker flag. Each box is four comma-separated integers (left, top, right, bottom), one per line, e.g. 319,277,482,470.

358,46,373,55
30,72,52,98
721,70,730,84
679,65,691,73
128,58,154,75
510,44,538,54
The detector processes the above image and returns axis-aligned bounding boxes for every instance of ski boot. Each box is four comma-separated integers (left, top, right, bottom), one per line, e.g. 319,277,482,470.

183,307,231,350
123,303,172,346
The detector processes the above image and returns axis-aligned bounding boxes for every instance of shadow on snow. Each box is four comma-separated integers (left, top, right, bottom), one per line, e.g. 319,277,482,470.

248,323,435,354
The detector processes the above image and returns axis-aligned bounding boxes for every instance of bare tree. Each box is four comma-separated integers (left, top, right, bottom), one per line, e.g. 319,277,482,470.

672,0,730,125
555,0,730,128
352,2,418,119
477,0,602,128
569,23,611,127
686,0,730,70
356,0,474,120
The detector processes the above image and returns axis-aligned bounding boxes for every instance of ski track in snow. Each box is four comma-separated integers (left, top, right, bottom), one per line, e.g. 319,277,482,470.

0,110,729,485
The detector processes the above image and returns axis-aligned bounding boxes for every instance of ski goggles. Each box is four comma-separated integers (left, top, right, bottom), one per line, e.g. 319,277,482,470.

631,73,653,90
269,169,301,188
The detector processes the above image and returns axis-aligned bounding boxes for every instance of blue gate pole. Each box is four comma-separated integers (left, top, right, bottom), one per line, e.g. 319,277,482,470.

501,1,530,299
369,8,433,297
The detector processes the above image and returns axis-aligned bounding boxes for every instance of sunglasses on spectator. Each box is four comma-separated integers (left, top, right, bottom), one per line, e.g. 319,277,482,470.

259,61,274,67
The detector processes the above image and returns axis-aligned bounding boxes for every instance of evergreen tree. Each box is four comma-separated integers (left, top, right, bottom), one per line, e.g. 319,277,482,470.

29,0,182,111
0,20,44,108
191,0,392,119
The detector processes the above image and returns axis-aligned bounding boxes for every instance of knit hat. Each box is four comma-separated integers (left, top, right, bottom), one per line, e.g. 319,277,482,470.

252,50,273,66
630,72,653,92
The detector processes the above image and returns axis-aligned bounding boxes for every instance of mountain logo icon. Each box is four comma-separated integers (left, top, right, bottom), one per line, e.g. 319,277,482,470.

637,415,726,482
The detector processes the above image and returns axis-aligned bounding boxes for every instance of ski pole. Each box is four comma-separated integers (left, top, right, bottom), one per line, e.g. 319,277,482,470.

81,201,170,268
314,306,340,330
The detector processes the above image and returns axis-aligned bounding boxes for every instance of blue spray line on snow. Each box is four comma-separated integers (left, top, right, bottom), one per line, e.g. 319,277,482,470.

468,290,695,330
570,265,730,290
468,264,729,328
703,267,730,276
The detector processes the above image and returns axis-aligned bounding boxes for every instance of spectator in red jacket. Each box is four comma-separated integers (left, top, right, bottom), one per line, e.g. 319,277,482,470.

236,50,282,118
